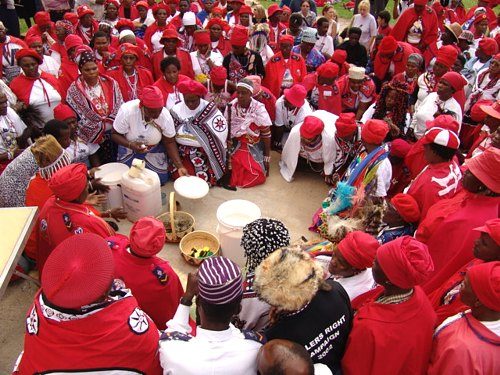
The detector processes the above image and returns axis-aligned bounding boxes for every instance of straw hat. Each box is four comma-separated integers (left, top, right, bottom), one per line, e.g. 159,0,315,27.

349,66,365,80
444,22,463,43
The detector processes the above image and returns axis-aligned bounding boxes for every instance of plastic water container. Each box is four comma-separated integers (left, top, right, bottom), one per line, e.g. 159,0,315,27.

94,163,129,209
216,199,261,268
121,162,162,222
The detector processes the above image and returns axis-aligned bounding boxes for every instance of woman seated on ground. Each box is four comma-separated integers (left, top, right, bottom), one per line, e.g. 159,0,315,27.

361,81,411,140
170,79,227,186
112,85,187,185
391,53,424,109
154,56,191,108
225,78,272,188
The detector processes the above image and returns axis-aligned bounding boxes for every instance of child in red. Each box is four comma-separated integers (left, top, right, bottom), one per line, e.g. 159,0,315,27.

107,217,184,330
377,10,392,37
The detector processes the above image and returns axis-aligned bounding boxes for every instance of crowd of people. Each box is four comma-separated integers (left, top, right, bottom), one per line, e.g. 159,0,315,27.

1,0,499,373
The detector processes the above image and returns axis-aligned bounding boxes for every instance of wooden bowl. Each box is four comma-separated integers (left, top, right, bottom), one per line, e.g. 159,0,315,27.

179,230,220,266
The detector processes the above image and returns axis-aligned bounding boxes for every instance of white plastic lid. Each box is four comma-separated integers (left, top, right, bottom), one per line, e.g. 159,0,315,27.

174,176,210,199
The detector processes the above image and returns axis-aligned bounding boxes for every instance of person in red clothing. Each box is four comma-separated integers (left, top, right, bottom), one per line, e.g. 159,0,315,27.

206,18,232,56
119,0,140,20
57,34,84,96
405,127,462,221
387,138,412,197
151,28,194,80
75,5,99,45
336,66,376,120
428,261,500,375
343,236,436,375
417,147,500,294
376,10,392,37
108,217,184,330
108,43,154,102
262,35,306,98
301,61,341,115
25,11,56,55
154,56,192,107
467,100,500,158
246,75,277,122
13,234,162,375
464,0,497,31
144,3,170,53
331,49,350,78
37,163,115,273
267,4,286,52
390,0,438,62
428,218,500,326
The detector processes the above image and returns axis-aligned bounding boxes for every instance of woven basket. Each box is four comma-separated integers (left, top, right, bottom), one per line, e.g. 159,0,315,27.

179,230,220,266
156,192,195,243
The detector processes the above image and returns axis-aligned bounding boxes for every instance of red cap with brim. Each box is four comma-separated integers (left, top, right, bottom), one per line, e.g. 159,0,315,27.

474,218,500,246
480,100,500,120
423,127,460,150
466,147,500,193
300,116,324,139
471,99,494,122
284,84,307,108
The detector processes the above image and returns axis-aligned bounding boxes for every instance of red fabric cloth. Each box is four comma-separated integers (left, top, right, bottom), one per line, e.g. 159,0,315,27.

374,41,419,81
428,312,500,374
129,217,166,257
212,37,232,56
230,140,266,188
254,87,277,122
151,48,194,81
49,163,88,202
301,73,342,115
108,66,154,102
300,115,324,138
468,261,500,311
405,138,428,178
262,52,307,98
118,4,139,20
387,161,412,198
153,74,191,105
342,287,436,375
17,291,162,374
335,112,357,137
58,60,80,98
361,120,389,144
391,193,420,223
178,79,208,96
109,234,184,329
406,161,461,220
377,25,392,37
338,231,379,269
25,25,57,47
37,196,115,274
417,191,500,294
9,71,61,106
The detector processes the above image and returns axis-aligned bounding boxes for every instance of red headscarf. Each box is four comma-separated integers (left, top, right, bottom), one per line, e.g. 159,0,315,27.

300,116,324,139
391,193,421,223
335,113,357,137
130,217,166,257
49,163,88,202
467,261,500,311
338,231,379,269
177,79,208,97
140,85,165,108
361,120,389,144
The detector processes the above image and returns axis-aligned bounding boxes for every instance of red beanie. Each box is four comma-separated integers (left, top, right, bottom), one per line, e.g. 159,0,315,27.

378,36,398,54
130,217,166,257
34,11,51,26
177,79,208,97
317,62,339,79
435,45,458,69
361,119,389,144
338,231,379,269
425,114,460,133
478,37,499,56
280,35,294,45
210,66,227,86
474,218,500,247
140,85,164,108
441,71,467,92
49,163,88,202
331,49,347,64
53,103,76,121
15,48,43,64
390,139,411,158
377,236,434,289
335,113,357,137
42,234,114,309
231,25,249,47
467,261,500,311
194,30,211,45
300,116,325,139
391,193,421,223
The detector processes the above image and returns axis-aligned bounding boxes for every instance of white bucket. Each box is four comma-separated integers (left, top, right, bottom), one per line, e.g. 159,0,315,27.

94,163,130,209
216,199,261,268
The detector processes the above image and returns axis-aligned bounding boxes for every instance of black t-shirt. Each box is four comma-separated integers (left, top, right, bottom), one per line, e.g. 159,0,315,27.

264,280,353,375
338,41,368,68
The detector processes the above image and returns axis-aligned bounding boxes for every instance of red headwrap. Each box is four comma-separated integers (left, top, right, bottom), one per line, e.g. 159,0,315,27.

49,163,88,202
210,66,227,86
152,3,169,15
140,85,164,109
478,37,499,56
205,17,230,33
106,0,120,8
284,84,307,108
194,30,211,45
473,13,488,26
160,28,181,44
63,12,79,26
136,0,149,9
467,262,500,311
25,36,43,47
378,35,398,54
435,45,458,69
77,5,95,18
178,79,208,97
116,18,135,31
65,34,84,50
280,34,294,45
331,49,347,64
474,218,500,246
317,62,339,79
15,48,43,64
42,234,114,309
239,5,253,15
424,114,459,133
390,138,411,158
338,231,379,269
34,11,51,26
268,4,283,18
441,71,467,92
391,193,420,223
335,113,357,137
413,0,427,5
470,99,493,122
466,147,500,193
53,103,77,121
119,43,140,59
377,236,434,289
130,217,166,257
230,25,249,47
361,119,389,144
300,116,324,139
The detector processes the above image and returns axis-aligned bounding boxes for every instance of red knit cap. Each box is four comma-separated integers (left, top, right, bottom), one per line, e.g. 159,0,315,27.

25,36,43,47
116,18,135,31
441,71,467,92
300,116,324,139
361,119,389,144
466,147,500,193
140,85,164,109
210,66,227,86
34,11,51,26
390,139,411,158
42,234,114,309
338,231,379,269
280,34,294,45
317,62,339,79
194,30,211,45
49,163,88,202
470,99,493,122
284,84,307,108
231,25,249,47
478,37,499,56
474,218,500,246
130,217,166,257
331,49,347,64
467,262,500,311
377,236,434,289
435,45,458,69
424,114,459,133
15,48,43,64
178,79,208,97
378,36,398,54
53,103,76,121
335,113,357,137
391,193,420,223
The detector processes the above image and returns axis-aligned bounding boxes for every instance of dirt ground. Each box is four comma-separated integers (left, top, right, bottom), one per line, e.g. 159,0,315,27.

0,154,330,372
